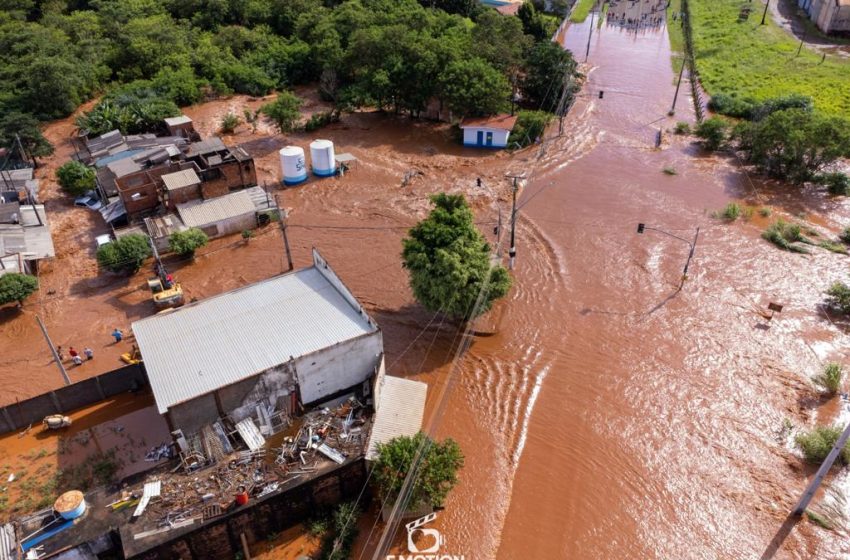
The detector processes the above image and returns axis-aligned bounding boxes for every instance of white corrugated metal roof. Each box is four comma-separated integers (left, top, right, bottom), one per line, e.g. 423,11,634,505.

177,190,255,227
366,376,427,460
132,267,378,413
161,169,201,191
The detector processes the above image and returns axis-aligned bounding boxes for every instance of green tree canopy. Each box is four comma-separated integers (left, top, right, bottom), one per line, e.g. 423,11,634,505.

169,227,209,257
402,193,511,320
96,234,152,274
0,111,53,159
439,57,510,118
261,90,303,132
521,41,576,111
0,273,38,306
737,109,850,184
56,161,96,197
373,432,464,509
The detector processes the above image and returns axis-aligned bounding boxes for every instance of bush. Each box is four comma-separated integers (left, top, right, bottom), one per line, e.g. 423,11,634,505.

56,161,96,197
762,219,809,253
662,166,677,175
825,281,850,314
714,202,741,221
707,93,756,119
0,273,38,306
260,91,303,132
695,117,729,151
708,93,813,121
96,234,152,274
813,363,843,395
169,228,208,257
796,426,850,464
304,111,334,132
840,227,850,244
819,172,850,196
819,240,847,254
219,112,240,134
674,121,690,135
511,110,552,148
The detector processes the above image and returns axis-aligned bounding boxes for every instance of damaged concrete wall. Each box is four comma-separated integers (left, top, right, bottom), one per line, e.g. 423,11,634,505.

167,393,218,436
218,363,295,423
294,332,383,405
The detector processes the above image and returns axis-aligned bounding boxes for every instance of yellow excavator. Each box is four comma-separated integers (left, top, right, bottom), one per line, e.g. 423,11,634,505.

148,263,185,309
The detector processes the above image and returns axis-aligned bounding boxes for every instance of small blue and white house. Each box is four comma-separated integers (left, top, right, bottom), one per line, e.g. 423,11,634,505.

460,114,518,149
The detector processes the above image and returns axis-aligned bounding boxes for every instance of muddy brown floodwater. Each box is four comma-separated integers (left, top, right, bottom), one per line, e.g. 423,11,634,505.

5,4,850,559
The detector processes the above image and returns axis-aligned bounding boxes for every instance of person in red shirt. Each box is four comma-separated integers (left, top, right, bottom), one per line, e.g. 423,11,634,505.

69,347,79,358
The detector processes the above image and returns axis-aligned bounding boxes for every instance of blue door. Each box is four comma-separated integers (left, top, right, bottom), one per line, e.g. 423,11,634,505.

486,132,493,146
477,131,484,146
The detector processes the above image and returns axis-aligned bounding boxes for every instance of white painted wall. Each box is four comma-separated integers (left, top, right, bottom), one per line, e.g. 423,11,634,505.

462,127,511,148
294,331,384,405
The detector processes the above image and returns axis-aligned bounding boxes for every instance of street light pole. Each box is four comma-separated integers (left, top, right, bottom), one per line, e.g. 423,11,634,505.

637,224,701,289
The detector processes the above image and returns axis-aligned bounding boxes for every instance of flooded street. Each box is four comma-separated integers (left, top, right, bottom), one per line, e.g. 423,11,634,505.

426,9,850,560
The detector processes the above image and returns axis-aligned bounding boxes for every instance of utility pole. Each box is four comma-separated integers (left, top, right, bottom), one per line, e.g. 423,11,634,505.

274,194,293,271
585,1,597,62
670,56,687,116
761,0,769,25
506,172,525,270
792,419,850,515
36,315,71,386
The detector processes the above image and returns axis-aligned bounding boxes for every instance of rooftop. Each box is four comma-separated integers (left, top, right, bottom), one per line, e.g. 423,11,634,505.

164,115,193,126
176,189,256,227
186,137,226,158
161,168,201,191
0,206,54,260
460,114,518,131
366,376,427,460
132,256,378,414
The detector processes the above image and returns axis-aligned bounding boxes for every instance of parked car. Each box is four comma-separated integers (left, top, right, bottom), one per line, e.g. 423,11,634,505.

74,191,103,210
95,234,112,248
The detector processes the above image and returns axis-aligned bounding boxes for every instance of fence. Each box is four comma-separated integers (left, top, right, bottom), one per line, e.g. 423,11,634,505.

0,364,148,435
680,0,706,123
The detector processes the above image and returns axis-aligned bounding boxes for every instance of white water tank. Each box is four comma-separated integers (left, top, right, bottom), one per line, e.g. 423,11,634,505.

279,146,307,185
310,139,336,177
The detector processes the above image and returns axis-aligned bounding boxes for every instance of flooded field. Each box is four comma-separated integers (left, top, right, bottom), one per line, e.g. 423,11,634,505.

2,3,850,559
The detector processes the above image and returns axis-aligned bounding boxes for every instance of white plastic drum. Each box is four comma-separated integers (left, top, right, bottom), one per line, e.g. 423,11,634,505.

309,139,336,177
279,146,307,185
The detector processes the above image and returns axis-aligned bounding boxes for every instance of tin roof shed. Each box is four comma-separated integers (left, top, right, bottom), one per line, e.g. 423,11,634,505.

177,190,255,228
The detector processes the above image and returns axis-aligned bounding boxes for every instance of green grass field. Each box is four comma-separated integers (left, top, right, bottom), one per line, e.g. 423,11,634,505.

687,0,850,116
570,0,597,22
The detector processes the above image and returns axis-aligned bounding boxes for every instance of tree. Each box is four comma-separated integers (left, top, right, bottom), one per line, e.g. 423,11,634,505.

439,58,510,118
0,273,38,306
695,117,729,151
402,194,511,321
521,41,577,110
260,91,303,132
96,234,152,274
511,110,552,148
0,111,53,159
373,432,464,509
56,161,96,196
796,425,850,465
740,109,850,184
813,363,843,395
169,227,208,257
219,112,241,133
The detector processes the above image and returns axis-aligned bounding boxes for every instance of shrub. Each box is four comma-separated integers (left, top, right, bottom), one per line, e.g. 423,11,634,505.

96,234,151,274
0,273,38,306
169,228,208,257
825,281,850,314
695,117,729,151
813,363,843,395
762,219,809,253
662,166,677,175
219,112,240,134
759,207,771,218
511,110,552,148
841,227,850,244
818,240,847,254
241,229,254,240
707,93,756,119
674,121,690,135
56,161,96,197
796,426,850,464
261,91,303,132
820,172,850,196
714,202,741,221
304,111,334,132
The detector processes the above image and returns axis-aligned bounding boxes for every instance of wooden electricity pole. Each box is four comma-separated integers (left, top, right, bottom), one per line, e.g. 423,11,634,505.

36,315,71,386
